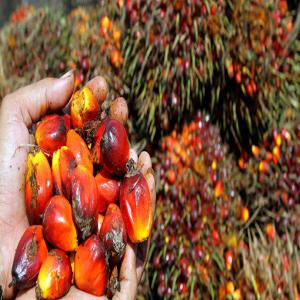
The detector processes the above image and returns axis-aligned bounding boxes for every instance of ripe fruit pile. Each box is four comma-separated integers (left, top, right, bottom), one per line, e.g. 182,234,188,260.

239,118,300,244
150,113,245,298
9,77,153,299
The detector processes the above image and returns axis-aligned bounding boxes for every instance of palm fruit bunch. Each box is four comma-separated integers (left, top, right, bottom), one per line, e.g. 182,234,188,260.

10,4,35,23
147,112,247,298
0,2,124,99
236,230,300,300
123,0,227,141
122,0,300,149
8,77,153,299
238,113,300,245
220,0,300,150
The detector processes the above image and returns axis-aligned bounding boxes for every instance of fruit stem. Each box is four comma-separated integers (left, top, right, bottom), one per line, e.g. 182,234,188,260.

8,277,16,288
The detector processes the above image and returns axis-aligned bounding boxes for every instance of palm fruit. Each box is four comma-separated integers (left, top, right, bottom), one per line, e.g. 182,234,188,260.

9,226,48,290
25,149,53,224
147,112,244,298
36,249,72,300
35,114,70,158
238,116,300,244
74,235,108,296
43,196,78,252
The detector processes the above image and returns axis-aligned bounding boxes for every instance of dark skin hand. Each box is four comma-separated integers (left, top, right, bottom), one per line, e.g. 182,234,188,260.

0,72,156,300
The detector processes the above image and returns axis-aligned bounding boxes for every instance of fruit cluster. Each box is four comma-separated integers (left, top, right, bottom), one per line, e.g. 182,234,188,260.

0,5,124,100
149,112,245,298
239,119,300,244
10,4,35,23
123,0,226,140
9,77,153,299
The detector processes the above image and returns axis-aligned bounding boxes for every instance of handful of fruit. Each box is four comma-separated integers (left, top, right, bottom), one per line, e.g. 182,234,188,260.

9,76,154,299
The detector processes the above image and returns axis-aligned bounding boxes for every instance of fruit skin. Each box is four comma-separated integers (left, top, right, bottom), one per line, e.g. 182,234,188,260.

100,119,130,176
36,249,72,300
52,146,77,200
43,195,78,251
99,203,127,264
71,86,99,128
95,170,120,213
93,118,109,165
35,114,70,158
10,226,48,290
74,235,108,296
120,171,153,243
71,165,99,240
66,129,93,174
97,214,105,235
25,150,53,224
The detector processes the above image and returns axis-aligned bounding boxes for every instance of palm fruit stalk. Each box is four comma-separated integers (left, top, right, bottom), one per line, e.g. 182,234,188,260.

146,112,245,299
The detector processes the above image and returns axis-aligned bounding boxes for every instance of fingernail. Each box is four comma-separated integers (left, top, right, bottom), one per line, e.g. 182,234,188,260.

60,70,74,79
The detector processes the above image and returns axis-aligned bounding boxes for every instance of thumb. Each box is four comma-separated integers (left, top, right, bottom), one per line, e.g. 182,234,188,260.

2,71,74,127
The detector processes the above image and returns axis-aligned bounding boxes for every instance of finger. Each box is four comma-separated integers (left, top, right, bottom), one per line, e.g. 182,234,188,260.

145,171,156,213
86,76,108,104
129,148,138,165
138,151,152,175
113,242,137,300
2,71,74,127
109,97,128,125
136,238,151,283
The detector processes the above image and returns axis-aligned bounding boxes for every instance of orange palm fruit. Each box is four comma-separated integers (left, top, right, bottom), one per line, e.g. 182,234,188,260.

97,214,105,235
120,171,153,243
36,249,72,299
95,169,120,213
99,203,127,264
99,119,129,176
9,226,48,290
35,114,70,158
25,150,53,224
52,146,77,200
72,165,99,240
71,86,99,128
74,235,108,296
66,129,93,174
43,196,78,251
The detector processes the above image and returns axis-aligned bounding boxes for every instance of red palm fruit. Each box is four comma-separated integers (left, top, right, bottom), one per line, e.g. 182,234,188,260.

74,235,108,296
35,114,70,158
95,170,120,213
72,165,99,240
71,86,99,128
9,226,48,289
120,171,153,243
97,214,105,235
100,119,130,176
93,118,109,165
214,180,224,198
52,146,77,199
25,150,53,224
36,249,72,299
225,250,233,270
66,129,93,174
43,196,78,251
99,204,127,264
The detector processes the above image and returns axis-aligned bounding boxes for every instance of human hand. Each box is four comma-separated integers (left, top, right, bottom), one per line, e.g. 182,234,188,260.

0,73,156,300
